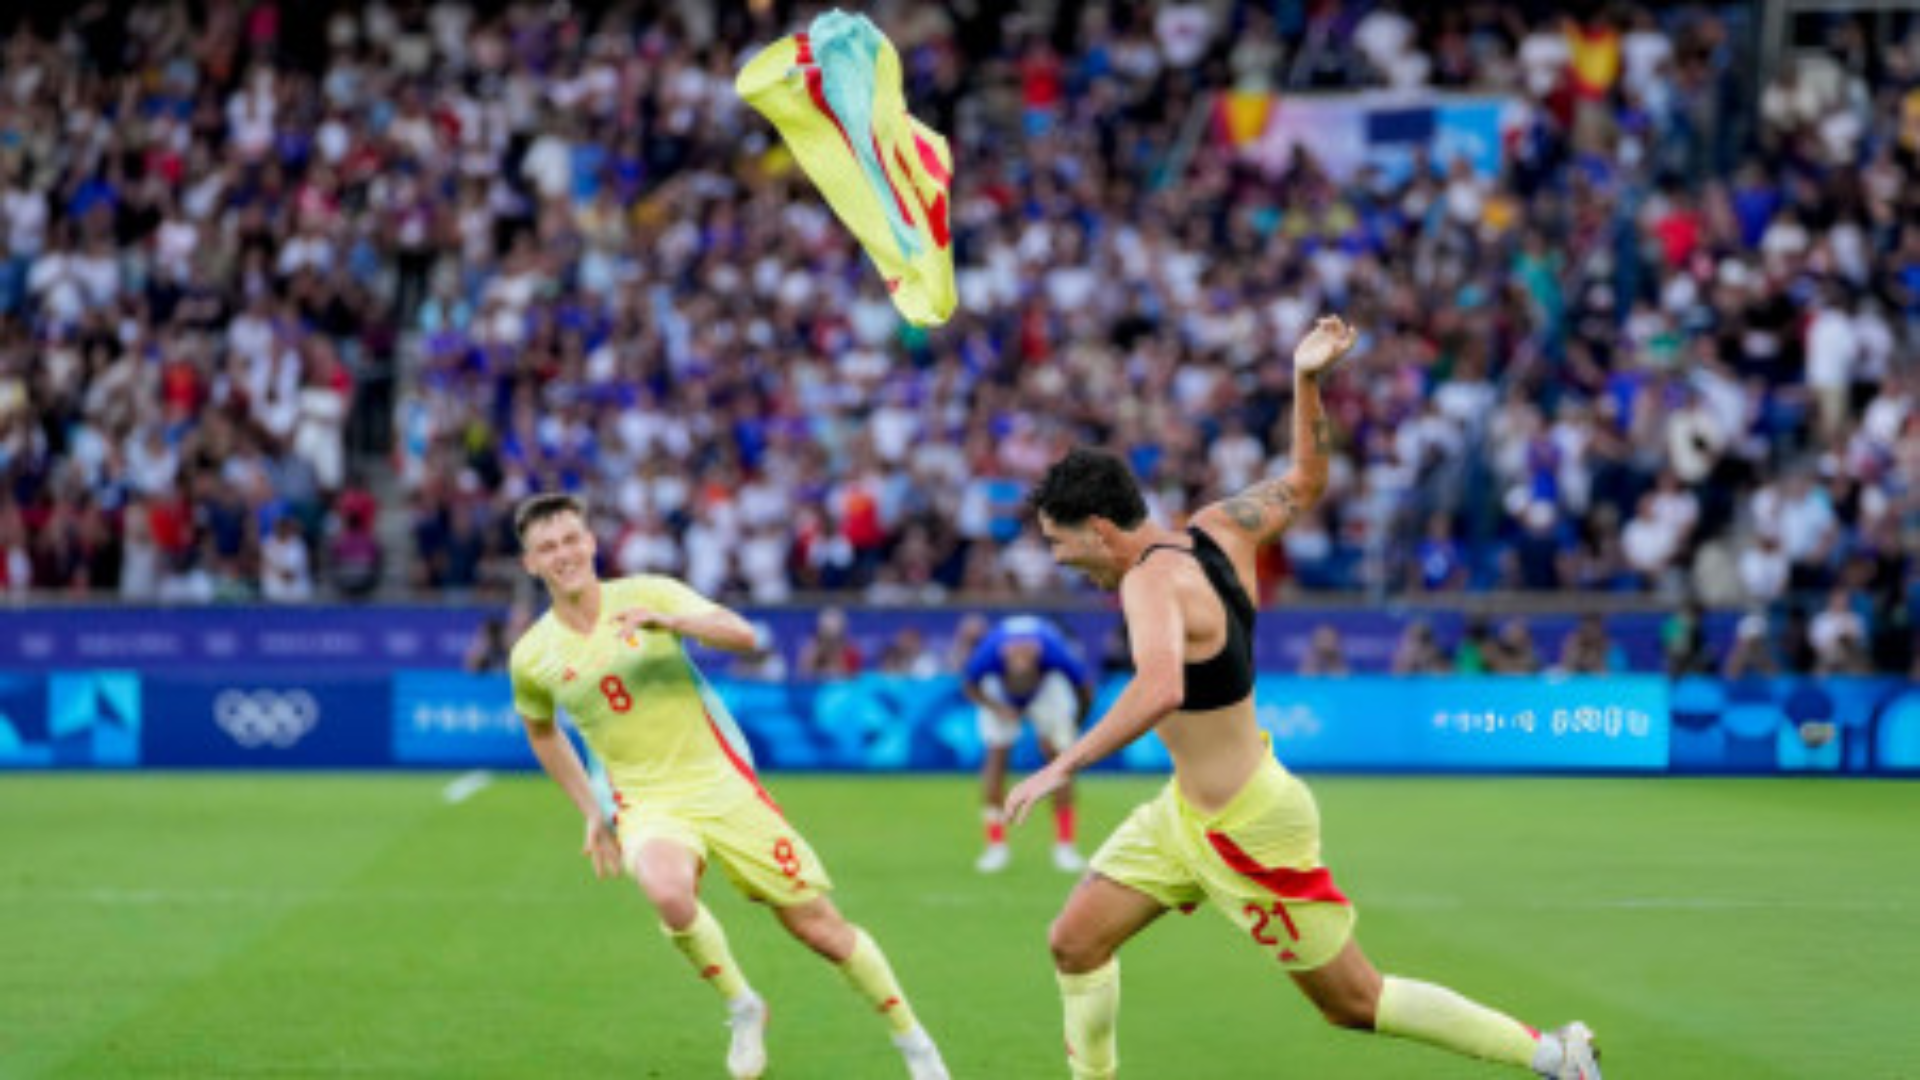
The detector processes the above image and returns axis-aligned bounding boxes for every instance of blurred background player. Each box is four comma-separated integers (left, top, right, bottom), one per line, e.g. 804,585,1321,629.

507,494,949,1080
960,614,1094,873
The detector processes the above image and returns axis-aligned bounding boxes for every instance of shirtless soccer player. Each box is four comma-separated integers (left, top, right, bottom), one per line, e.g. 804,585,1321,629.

508,494,950,1080
1004,317,1602,1080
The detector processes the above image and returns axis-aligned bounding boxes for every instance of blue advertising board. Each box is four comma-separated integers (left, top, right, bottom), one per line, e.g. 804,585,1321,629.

0,607,486,671
4,666,1910,776
391,672,532,767
140,674,390,768
0,670,139,768
1249,677,1671,772
0,671,52,767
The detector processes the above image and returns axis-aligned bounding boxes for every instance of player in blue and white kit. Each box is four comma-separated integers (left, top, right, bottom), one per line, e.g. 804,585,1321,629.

962,616,1093,873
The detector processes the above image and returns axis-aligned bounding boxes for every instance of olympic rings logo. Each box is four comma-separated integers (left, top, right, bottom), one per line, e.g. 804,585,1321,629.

213,689,321,749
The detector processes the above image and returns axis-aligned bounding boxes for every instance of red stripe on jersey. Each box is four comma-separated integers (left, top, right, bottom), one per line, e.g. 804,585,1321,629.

890,143,949,248
794,34,858,157
912,129,951,185
705,711,783,817
1205,831,1350,905
868,132,916,224
792,31,923,245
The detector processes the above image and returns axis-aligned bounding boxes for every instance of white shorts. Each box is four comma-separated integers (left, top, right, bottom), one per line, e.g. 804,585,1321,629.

976,671,1080,751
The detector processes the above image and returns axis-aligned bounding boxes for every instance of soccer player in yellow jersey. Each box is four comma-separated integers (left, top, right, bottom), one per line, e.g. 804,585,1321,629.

508,494,950,1080
1005,318,1603,1080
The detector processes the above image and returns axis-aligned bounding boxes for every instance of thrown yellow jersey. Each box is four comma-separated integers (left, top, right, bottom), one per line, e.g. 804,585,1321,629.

509,576,755,803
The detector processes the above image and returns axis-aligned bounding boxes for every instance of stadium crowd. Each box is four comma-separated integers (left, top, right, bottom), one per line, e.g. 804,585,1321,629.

0,1,1914,674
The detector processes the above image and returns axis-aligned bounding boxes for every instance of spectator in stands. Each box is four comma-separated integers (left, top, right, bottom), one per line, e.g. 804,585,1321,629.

1809,588,1871,674
465,615,513,674
878,627,941,678
1390,619,1450,674
1722,612,1779,678
260,516,314,603
1298,624,1351,677
797,606,864,680
1662,599,1714,676
327,483,384,600
1488,619,1543,675
1453,617,1495,674
1555,614,1620,675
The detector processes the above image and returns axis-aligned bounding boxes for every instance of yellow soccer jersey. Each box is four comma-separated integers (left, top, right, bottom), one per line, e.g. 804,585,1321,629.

509,576,754,801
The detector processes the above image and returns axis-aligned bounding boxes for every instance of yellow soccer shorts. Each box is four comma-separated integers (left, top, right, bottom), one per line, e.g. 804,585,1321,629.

614,772,833,908
1090,755,1356,971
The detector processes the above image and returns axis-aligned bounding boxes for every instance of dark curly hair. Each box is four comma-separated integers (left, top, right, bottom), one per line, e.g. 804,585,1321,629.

513,493,589,545
1026,448,1148,528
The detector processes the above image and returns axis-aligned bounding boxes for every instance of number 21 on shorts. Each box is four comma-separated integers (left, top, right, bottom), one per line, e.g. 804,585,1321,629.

1244,900,1301,963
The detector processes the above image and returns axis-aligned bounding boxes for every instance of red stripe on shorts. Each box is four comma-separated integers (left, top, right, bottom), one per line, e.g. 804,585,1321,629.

1205,831,1350,905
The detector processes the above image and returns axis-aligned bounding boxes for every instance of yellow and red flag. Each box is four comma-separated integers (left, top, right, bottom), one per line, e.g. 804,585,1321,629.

736,11,956,327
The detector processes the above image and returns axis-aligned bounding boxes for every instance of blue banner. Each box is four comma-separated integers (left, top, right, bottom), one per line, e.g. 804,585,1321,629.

140,675,390,768
0,607,487,671
1249,676,1670,771
1670,676,1914,774
4,666,1911,775
392,672,532,767
0,671,53,767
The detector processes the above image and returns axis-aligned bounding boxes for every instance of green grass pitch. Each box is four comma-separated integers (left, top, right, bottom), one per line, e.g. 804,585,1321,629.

2,773,1915,1078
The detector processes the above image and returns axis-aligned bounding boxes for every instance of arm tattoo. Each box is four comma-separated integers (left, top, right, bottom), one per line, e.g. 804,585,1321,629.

1254,478,1301,520
1312,417,1334,455
1221,496,1264,532
1217,478,1300,537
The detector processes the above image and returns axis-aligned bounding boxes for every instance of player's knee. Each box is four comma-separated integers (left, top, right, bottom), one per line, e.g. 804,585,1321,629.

1047,917,1108,973
636,873,698,927
650,891,699,931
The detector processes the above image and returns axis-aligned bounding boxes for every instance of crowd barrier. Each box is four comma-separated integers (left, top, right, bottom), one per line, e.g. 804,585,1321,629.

3,670,1915,776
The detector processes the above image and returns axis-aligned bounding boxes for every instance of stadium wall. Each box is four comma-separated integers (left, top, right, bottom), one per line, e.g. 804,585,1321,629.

0,605,1739,676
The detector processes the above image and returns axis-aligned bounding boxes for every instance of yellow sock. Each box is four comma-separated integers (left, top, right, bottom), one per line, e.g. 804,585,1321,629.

1059,960,1120,1080
664,905,749,1002
1375,976,1539,1067
837,928,918,1036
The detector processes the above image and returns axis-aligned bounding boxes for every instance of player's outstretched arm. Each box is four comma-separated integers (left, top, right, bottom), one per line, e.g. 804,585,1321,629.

1194,315,1356,550
1005,567,1185,824
613,604,760,653
522,716,623,878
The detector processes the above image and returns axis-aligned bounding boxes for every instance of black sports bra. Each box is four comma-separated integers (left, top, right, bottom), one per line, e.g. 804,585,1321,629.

1134,527,1257,711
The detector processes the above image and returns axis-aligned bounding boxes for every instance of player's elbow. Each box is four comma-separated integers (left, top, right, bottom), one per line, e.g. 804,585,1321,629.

1136,674,1184,720
1285,468,1328,509
711,616,762,654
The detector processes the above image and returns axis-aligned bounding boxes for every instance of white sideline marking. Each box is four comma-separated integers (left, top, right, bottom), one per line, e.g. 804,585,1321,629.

442,770,493,804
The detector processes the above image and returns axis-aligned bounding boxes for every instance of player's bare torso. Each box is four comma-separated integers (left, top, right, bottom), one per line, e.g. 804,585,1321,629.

1148,522,1269,814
